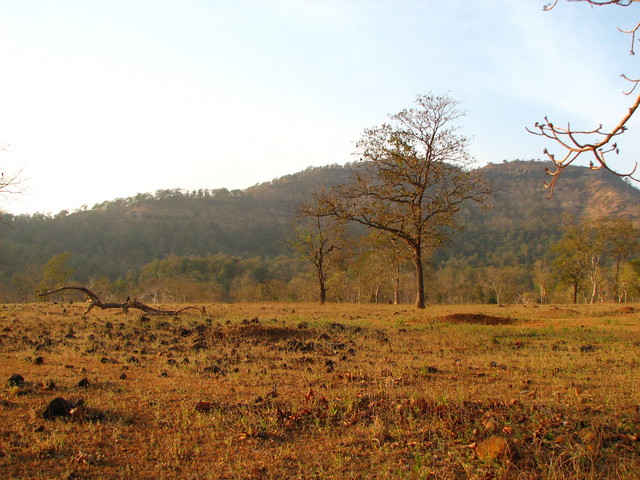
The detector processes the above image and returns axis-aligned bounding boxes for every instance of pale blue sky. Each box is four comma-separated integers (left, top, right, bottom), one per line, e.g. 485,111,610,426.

0,0,638,214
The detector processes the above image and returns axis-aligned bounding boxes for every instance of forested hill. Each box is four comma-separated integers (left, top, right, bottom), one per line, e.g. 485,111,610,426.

438,160,640,267
0,164,355,281
1,160,639,283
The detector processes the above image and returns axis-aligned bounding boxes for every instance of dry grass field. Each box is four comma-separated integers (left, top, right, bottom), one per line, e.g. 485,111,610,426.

1,301,639,479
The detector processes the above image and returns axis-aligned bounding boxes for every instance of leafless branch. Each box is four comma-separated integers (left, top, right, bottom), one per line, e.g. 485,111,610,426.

546,0,639,9
39,286,205,315
532,0,640,195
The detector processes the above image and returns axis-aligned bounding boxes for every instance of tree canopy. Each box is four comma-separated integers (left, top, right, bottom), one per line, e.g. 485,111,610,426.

316,94,490,308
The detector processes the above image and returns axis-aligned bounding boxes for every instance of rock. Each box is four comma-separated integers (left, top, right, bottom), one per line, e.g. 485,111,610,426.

195,401,219,413
42,397,70,420
580,344,596,353
325,359,336,372
8,374,24,387
476,436,510,462
77,378,90,388
203,365,221,375
34,356,44,365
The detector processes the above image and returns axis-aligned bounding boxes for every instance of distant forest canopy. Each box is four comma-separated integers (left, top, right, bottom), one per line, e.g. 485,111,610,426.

1,160,639,304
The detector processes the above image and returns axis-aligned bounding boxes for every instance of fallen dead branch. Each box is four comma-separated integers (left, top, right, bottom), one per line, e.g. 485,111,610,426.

39,286,205,316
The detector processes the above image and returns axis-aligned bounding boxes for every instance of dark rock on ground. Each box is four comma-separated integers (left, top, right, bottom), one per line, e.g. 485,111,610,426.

42,397,70,420
8,374,24,387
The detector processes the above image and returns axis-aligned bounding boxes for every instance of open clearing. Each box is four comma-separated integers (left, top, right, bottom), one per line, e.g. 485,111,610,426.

1,302,639,479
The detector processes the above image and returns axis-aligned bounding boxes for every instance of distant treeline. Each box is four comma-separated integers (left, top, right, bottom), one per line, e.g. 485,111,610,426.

1,160,640,304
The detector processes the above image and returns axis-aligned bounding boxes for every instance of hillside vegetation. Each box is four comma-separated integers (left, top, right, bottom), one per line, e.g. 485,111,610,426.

0,160,639,303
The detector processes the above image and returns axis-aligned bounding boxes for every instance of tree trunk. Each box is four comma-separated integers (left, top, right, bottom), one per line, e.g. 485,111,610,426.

492,282,501,306
318,273,326,305
572,280,579,305
373,282,381,304
614,255,622,303
316,251,327,304
413,245,425,309
393,273,400,305
539,286,546,305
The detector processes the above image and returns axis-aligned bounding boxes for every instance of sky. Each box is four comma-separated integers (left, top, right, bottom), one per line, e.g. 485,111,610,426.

0,0,638,215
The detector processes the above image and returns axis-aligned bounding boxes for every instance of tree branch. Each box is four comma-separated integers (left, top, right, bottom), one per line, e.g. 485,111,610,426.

39,286,205,315
532,0,640,195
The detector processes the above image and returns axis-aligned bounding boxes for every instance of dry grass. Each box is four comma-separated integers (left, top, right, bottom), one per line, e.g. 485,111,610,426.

0,301,639,479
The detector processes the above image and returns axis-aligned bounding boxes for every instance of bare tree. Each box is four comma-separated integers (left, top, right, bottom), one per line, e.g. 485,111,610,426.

529,0,640,193
317,94,490,308
533,258,553,304
0,145,24,216
290,203,346,305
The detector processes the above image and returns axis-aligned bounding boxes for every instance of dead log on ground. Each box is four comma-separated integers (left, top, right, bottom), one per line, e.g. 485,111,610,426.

39,286,205,316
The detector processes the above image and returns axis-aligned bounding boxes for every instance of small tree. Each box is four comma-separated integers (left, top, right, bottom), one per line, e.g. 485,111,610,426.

317,94,490,308
0,145,24,220
40,253,75,298
290,204,346,305
596,217,640,302
356,231,411,304
552,222,588,304
533,258,553,304
619,259,640,302
551,219,609,304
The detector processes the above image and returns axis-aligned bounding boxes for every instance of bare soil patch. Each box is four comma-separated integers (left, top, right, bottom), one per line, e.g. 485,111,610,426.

435,313,516,325
542,307,581,317
226,323,313,341
614,306,636,314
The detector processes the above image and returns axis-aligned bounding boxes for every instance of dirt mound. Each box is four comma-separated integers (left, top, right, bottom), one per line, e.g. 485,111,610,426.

615,306,636,314
436,313,515,325
226,324,313,341
592,306,637,317
543,307,580,317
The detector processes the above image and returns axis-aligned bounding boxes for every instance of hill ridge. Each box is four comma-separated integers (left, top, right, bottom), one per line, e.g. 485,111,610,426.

0,160,638,285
